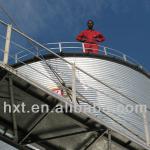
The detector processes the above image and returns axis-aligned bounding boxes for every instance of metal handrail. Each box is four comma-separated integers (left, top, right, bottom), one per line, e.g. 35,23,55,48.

12,41,144,70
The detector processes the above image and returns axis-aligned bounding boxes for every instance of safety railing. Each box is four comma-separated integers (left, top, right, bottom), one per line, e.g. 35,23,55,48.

13,41,145,69
0,19,150,149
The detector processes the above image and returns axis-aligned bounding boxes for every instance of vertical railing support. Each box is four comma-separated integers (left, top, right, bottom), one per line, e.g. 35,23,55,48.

59,43,62,53
15,54,18,63
104,47,107,55
72,63,77,104
3,24,12,64
82,43,85,53
139,65,143,69
108,129,112,150
123,54,127,62
8,74,18,142
143,110,150,146
36,46,39,57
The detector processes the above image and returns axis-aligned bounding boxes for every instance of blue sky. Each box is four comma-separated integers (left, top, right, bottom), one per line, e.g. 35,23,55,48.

0,0,150,71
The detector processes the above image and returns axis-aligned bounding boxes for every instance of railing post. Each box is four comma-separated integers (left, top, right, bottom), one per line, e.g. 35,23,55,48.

72,63,77,104
139,65,143,69
3,24,12,64
8,74,18,142
143,110,150,146
15,54,18,63
59,43,62,53
36,47,39,57
108,129,112,150
82,43,85,53
104,47,107,55
123,54,127,62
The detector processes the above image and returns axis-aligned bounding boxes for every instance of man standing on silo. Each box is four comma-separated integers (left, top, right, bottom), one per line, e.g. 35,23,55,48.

76,20,105,54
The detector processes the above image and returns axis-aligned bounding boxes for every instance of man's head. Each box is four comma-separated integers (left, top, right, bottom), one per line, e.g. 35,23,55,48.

87,20,94,29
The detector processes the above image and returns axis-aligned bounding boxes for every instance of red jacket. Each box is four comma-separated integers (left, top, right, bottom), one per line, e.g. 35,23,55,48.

76,29,105,44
